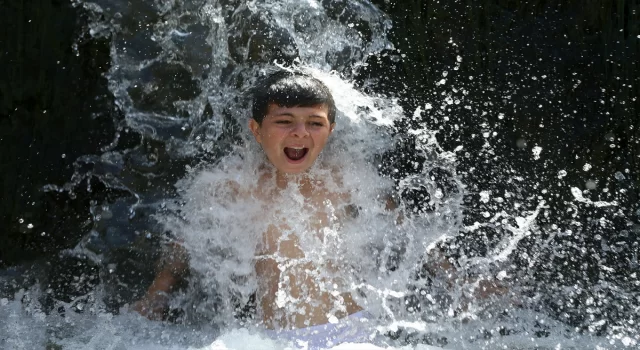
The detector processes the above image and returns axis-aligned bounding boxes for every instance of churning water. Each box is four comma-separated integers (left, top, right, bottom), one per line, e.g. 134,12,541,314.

1,0,638,349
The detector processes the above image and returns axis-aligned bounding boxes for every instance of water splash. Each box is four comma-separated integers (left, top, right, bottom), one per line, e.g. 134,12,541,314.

2,0,638,349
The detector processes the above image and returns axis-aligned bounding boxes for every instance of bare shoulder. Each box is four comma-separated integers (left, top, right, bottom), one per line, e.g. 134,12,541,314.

219,164,265,200
314,168,355,217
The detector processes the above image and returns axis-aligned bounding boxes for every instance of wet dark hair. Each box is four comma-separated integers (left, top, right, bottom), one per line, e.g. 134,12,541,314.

251,70,336,124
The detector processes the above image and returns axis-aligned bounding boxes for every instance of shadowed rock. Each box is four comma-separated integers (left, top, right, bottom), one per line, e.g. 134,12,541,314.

127,62,201,116
227,5,299,64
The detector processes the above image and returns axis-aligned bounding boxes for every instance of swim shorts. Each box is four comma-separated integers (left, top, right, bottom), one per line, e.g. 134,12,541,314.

265,311,378,349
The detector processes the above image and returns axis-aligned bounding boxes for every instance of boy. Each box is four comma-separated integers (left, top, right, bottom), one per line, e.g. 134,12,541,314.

134,70,375,347
248,70,365,328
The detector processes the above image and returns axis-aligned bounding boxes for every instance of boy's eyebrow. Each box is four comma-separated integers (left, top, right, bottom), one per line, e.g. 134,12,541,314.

270,113,329,119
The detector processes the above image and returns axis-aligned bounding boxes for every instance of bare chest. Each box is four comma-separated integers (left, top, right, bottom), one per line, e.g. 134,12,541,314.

257,192,345,258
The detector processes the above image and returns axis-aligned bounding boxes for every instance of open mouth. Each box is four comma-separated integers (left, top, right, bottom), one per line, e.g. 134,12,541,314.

284,147,309,162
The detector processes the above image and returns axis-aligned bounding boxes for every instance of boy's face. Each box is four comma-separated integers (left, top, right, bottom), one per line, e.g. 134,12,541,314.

249,103,335,174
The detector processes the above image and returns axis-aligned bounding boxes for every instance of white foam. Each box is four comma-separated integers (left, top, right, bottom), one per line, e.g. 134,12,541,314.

193,328,445,350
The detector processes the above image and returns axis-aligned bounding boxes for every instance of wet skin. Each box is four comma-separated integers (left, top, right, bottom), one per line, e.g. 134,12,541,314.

249,103,335,175
250,104,363,329
252,170,362,330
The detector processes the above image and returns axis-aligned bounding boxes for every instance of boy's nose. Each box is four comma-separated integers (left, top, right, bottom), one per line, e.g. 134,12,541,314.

291,122,310,137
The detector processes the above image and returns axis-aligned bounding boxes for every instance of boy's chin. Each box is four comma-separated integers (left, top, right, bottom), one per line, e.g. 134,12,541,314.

276,161,315,175
278,166,311,175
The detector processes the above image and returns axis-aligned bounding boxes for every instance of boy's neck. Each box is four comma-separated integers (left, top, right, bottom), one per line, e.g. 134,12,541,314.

275,170,314,192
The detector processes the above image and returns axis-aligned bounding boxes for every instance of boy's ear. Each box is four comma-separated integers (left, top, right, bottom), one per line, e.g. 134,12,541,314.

330,123,336,134
249,118,262,144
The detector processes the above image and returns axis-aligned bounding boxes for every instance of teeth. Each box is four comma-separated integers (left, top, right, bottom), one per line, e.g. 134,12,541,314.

284,147,308,161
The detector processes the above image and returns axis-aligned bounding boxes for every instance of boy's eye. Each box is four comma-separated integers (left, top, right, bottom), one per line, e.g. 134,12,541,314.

311,122,325,127
275,120,291,124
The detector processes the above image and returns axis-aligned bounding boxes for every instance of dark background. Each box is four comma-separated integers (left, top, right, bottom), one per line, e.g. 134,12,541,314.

1,0,116,265
1,0,638,335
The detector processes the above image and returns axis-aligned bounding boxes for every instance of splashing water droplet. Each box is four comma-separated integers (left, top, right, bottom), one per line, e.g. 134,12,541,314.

479,191,491,203
532,146,543,160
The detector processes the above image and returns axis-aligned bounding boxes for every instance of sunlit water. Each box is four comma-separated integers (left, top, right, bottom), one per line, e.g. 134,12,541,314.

1,0,638,349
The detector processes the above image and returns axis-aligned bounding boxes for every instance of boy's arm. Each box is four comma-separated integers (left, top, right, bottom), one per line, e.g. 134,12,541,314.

131,242,189,320
424,250,509,305
386,194,508,301
384,193,404,225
